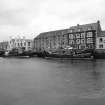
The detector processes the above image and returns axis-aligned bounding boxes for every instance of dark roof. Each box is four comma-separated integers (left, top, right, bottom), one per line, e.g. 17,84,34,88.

34,20,102,39
37,29,69,38
69,21,101,32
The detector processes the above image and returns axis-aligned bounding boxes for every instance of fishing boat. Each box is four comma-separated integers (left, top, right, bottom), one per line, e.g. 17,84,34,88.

43,52,93,59
41,47,94,59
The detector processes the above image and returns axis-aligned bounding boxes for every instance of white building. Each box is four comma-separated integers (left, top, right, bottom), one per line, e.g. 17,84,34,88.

7,36,33,51
96,31,105,49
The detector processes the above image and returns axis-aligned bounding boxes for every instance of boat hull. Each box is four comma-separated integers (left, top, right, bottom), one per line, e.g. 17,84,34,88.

38,52,94,59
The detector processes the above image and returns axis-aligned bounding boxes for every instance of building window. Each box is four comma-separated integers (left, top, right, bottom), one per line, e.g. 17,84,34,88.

87,32,93,37
87,44,93,49
69,40,74,45
81,33,85,38
20,43,22,47
68,29,72,33
78,29,81,32
69,34,73,39
78,45,81,49
74,45,78,49
28,42,31,46
76,33,80,38
76,39,80,44
81,44,86,49
18,43,19,47
99,44,103,48
81,39,85,44
24,42,26,46
68,30,73,33
88,27,92,30
99,38,103,43
87,38,93,43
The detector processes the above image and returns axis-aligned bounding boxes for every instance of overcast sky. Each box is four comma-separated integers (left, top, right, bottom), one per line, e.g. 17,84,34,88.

0,0,105,41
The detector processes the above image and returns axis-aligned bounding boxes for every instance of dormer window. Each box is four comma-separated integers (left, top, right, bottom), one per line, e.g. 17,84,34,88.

70,30,73,33
68,29,72,33
88,27,92,30
78,29,81,32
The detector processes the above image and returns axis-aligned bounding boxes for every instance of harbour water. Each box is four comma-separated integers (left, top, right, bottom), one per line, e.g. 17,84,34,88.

0,57,105,105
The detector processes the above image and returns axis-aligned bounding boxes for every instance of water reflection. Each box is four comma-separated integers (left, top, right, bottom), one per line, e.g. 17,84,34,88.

45,59,105,98
0,58,105,105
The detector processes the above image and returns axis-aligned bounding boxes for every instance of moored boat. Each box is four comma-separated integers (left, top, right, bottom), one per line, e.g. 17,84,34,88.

37,48,94,59
44,52,93,59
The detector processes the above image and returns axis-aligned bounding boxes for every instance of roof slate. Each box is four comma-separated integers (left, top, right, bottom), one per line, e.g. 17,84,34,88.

35,21,102,39
70,22,99,32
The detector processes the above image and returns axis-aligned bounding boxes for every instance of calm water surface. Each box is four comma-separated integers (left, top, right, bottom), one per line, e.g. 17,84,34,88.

0,57,105,105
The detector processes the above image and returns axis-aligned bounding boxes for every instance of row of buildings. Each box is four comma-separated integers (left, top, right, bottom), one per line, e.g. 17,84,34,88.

33,20,105,53
0,20,105,54
0,36,33,52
